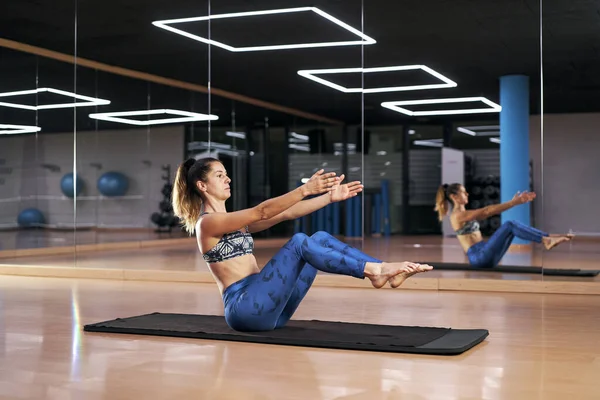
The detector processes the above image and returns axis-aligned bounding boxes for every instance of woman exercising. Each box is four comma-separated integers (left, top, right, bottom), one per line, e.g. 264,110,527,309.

435,183,573,268
172,157,432,332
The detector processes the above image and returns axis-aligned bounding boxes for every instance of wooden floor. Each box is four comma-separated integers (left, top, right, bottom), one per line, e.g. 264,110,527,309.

0,275,598,399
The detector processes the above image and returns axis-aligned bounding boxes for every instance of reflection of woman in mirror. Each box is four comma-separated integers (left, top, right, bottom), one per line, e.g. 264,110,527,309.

435,183,573,268
172,157,432,332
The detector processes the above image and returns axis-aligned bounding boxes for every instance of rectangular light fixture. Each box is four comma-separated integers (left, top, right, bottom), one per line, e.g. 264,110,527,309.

289,144,310,152
290,132,309,141
0,124,41,135
413,138,443,148
0,88,110,110
225,131,246,139
298,65,457,94
456,127,477,136
88,109,219,126
198,141,232,149
152,7,375,52
489,137,501,144
457,125,500,136
381,97,501,117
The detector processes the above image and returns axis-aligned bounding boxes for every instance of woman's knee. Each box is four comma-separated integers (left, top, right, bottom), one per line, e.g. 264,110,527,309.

505,219,531,231
290,232,308,242
310,231,332,241
286,232,309,253
502,219,520,230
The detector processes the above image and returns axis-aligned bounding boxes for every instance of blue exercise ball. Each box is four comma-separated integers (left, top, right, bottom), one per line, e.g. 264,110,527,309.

17,208,46,228
60,172,84,198
97,171,129,197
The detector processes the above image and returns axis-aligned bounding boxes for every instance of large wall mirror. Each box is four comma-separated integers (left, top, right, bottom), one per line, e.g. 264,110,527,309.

539,1,600,286
0,2,77,268
0,1,367,275
7,1,596,293
360,0,546,286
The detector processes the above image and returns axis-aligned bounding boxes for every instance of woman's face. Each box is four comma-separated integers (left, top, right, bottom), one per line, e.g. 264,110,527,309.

197,162,231,200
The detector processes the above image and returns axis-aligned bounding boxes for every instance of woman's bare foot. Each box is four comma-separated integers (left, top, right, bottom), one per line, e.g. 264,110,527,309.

388,263,434,288
542,235,572,250
549,233,575,239
364,262,433,289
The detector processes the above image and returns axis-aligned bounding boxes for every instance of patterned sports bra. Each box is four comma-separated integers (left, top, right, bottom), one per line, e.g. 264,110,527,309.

199,212,254,263
455,219,480,235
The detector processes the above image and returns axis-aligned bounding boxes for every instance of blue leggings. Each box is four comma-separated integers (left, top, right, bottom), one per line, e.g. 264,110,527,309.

222,231,381,332
467,219,548,268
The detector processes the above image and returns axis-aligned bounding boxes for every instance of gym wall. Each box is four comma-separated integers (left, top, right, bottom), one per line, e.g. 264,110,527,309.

464,114,599,235
0,126,184,229
529,113,600,234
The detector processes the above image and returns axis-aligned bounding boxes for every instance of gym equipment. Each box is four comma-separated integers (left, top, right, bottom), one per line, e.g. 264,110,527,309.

161,184,173,197
470,200,482,209
83,313,489,356
470,185,482,197
17,208,45,228
483,185,499,199
150,164,180,232
97,171,129,197
479,219,489,230
60,172,84,198
417,261,599,277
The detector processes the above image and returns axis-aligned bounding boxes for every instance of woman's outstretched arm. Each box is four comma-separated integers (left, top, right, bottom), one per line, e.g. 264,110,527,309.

201,169,338,237
248,175,363,233
454,191,536,224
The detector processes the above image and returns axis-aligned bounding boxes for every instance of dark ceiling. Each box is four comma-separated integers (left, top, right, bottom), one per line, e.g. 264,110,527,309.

1,0,599,133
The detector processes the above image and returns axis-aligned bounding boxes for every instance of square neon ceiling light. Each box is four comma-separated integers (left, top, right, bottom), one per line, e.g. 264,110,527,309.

381,97,501,117
0,124,41,135
88,109,219,126
152,7,375,52
0,88,110,110
297,65,457,94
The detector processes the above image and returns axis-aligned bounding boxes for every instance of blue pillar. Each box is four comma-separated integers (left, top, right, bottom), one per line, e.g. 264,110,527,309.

500,75,530,244
352,195,361,237
332,202,340,235
381,180,391,237
345,199,353,237
373,193,381,234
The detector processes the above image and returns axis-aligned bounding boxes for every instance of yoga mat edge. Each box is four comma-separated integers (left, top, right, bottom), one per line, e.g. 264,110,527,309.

419,262,599,277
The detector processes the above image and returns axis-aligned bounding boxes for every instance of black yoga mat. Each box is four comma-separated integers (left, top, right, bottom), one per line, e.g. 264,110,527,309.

83,313,488,356
419,262,599,277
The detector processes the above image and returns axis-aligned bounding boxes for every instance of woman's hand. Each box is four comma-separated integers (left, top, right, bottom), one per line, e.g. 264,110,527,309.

329,174,363,202
302,169,339,196
512,191,536,205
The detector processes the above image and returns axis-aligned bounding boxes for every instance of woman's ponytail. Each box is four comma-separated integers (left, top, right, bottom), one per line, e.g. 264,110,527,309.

434,183,462,221
434,184,449,222
172,158,202,234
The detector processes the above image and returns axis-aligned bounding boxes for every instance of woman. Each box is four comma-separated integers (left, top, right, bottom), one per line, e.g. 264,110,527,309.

172,157,432,332
435,183,573,268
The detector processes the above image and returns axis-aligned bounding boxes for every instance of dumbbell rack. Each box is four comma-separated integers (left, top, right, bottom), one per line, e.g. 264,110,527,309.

150,164,181,233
